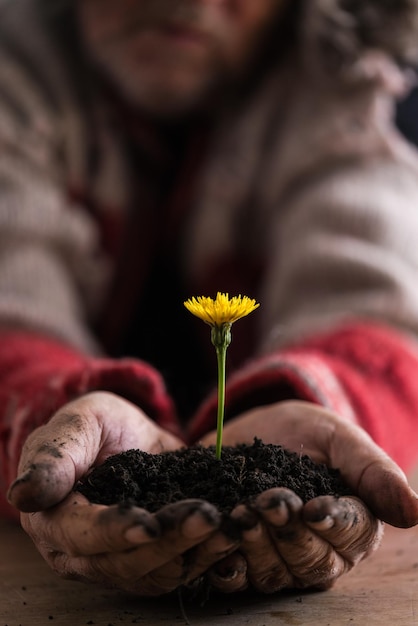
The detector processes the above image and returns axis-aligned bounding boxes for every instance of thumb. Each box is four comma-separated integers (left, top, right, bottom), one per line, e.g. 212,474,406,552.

7,409,102,512
358,461,418,528
308,407,418,529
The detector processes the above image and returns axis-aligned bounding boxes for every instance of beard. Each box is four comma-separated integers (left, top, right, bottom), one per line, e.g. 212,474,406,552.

80,0,233,116
90,33,223,116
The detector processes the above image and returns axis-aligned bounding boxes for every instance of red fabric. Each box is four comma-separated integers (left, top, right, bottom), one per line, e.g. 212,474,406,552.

0,330,180,520
188,321,418,473
298,322,418,470
3,320,418,521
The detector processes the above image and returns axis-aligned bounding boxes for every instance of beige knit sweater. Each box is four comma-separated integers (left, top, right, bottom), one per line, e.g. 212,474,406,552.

1,0,418,359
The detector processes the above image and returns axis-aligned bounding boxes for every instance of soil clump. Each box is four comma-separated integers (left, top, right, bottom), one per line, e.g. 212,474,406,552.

77,439,352,513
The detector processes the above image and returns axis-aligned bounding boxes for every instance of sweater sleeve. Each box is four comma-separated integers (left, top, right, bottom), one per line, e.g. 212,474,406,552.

0,330,179,520
186,57,418,472
188,320,418,474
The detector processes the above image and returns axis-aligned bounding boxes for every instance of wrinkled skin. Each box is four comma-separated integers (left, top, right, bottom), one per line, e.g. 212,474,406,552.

200,401,418,592
7,393,418,596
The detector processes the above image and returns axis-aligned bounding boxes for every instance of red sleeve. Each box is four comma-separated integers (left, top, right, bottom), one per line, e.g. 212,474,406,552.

188,320,418,473
0,330,180,520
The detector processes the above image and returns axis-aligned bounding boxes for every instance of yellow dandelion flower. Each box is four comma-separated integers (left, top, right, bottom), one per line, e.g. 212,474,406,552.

184,292,259,327
184,292,259,459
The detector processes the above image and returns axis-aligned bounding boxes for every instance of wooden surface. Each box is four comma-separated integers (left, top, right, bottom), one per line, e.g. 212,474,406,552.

1,467,418,626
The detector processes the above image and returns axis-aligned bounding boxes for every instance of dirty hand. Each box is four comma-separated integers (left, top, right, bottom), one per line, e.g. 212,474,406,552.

199,400,418,593
7,391,227,595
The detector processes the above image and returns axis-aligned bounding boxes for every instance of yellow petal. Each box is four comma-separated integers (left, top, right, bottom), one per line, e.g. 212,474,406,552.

184,292,259,326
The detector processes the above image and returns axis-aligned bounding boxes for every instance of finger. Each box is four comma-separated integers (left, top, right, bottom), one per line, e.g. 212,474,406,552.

208,552,248,593
254,488,346,589
303,496,384,563
133,505,236,595
49,500,221,592
230,503,292,593
22,493,161,556
121,559,188,596
182,523,241,586
129,522,242,597
328,422,418,527
356,461,418,528
138,499,221,570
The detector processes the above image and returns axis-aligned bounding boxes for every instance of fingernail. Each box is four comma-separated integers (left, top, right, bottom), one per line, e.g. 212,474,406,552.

303,496,340,525
258,493,287,512
307,515,335,531
222,509,259,541
256,496,291,527
181,507,220,538
10,467,33,486
7,468,34,501
125,523,160,543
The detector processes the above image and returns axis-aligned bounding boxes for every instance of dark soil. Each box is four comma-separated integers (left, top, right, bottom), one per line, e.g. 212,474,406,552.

76,439,352,513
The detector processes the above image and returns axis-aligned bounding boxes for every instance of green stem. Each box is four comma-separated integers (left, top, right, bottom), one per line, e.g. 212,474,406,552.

215,344,227,460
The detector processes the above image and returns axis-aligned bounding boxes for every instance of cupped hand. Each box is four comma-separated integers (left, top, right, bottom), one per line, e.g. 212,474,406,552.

199,400,418,593
8,391,184,512
6,392,229,595
19,491,224,596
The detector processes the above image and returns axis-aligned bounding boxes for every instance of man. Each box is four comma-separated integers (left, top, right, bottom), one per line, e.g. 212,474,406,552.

2,0,418,597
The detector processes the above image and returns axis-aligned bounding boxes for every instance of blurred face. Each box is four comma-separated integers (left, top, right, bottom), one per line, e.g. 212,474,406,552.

77,0,288,117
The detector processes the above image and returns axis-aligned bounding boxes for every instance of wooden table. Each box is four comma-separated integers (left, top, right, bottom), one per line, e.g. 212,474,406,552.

1,468,418,626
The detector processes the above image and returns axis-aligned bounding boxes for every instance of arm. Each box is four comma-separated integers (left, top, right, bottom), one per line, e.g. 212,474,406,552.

187,142,418,591
186,56,418,592
0,331,179,520
0,22,224,596
0,13,184,519
189,320,418,476
189,53,418,475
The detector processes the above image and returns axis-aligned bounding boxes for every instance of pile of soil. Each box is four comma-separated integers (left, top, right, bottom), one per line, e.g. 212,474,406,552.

76,439,351,513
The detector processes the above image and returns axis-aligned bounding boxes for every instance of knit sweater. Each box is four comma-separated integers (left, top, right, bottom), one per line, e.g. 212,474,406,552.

2,0,418,520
